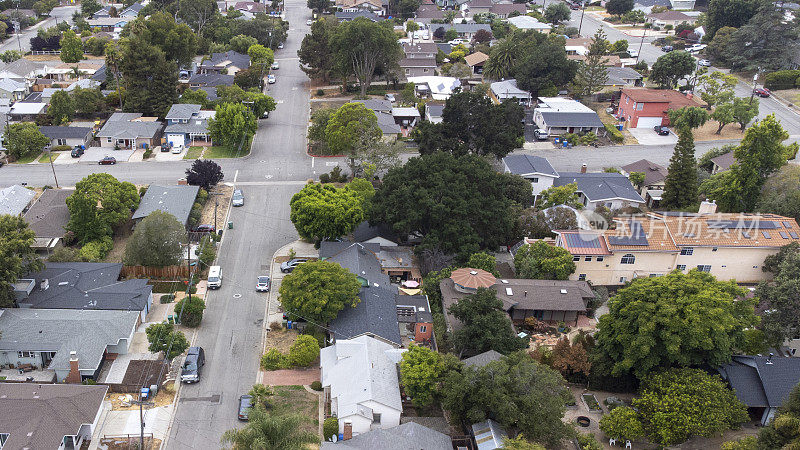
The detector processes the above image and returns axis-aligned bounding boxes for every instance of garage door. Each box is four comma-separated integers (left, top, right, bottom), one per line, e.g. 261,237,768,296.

635,116,663,128
166,134,186,148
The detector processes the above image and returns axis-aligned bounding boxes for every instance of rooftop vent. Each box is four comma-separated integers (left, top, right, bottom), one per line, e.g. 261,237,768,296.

505,288,513,296
40,279,49,291
469,270,478,275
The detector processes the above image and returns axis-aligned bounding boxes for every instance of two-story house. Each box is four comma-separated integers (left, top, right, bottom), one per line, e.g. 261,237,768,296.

198,51,251,76
399,42,438,81
617,87,703,128
163,103,215,148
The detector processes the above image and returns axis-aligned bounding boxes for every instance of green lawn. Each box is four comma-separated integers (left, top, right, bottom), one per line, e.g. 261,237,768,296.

204,139,252,158
183,146,204,159
15,152,41,164
38,152,59,163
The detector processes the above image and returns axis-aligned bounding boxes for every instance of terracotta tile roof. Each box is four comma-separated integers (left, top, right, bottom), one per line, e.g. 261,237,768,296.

464,51,488,66
653,212,800,248
621,88,704,108
605,217,678,252
555,231,612,255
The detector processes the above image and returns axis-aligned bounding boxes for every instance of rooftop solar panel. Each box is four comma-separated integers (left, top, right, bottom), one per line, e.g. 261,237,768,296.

564,233,601,249
608,221,649,246
780,231,790,239
762,231,771,239
791,231,799,239
707,220,778,229
743,231,751,238
784,221,794,229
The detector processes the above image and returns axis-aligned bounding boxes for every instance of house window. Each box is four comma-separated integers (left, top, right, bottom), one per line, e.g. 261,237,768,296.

619,276,627,283
636,102,643,111
620,253,635,264
373,412,382,424
423,68,429,73
578,274,586,281
676,264,686,271
573,255,581,262
596,256,604,262
405,69,410,74
57,138,67,146
107,137,112,143
696,265,712,272
17,351,35,358
753,265,759,269
531,177,539,183
584,255,592,262
712,247,718,252
680,247,693,255
419,325,427,333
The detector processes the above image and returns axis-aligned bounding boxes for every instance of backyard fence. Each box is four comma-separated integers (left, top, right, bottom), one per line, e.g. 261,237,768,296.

121,265,190,279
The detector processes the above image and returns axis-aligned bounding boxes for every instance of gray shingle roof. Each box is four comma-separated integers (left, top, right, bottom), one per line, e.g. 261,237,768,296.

16,262,153,312
463,349,504,368
38,126,92,140
503,154,558,177
351,99,392,113
555,172,644,203
711,151,736,171
202,51,250,70
327,242,391,288
132,184,200,225
426,103,444,119
335,10,379,20
320,422,452,449
0,384,108,450
189,73,235,87
23,188,73,239
606,66,643,86
352,220,400,243
330,286,402,346
495,279,592,313
376,111,402,134
450,23,492,33
165,103,201,121
398,57,437,68
164,120,210,135
621,159,667,186
719,355,800,408
0,184,35,215
538,110,605,128
0,308,139,373
97,119,163,140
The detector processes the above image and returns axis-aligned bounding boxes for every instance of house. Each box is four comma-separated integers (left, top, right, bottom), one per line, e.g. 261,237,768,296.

507,14,551,32
121,1,144,16
188,73,235,88
403,41,438,59
425,103,444,123
502,154,559,196
463,349,504,368
24,188,72,253
490,2,526,18
0,184,35,216
0,59,49,85
435,23,493,41
87,16,129,31
669,0,696,9
233,0,267,17
465,51,488,75
39,126,92,148
565,37,591,56
568,53,622,67
335,0,385,15
414,4,445,23
464,0,493,15
132,184,201,227
335,10,379,21
45,62,105,82
620,158,667,207
489,79,531,105
646,10,693,27
407,75,461,100
392,107,421,128
0,384,108,449
0,76,27,101
472,419,507,450
394,294,434,346
398,57,437,80
97,112,164,149
8,101,47,120
350,100,402,139
352,221,400,246
320,421,452,449
198,51,251,76
603,66,644,90
14,262,154,322
711,151,736,174
533,97,605,135
718,355,800,425
0,308,139,382
164,103,215,147
556,208,800,285
553,171,645,210
617,87,703,128
320,335,406,436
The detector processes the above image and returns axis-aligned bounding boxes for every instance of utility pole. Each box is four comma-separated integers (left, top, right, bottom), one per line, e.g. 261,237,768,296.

131,398,154,450
578,1,586,35
47,150,59,188
635,26,646,65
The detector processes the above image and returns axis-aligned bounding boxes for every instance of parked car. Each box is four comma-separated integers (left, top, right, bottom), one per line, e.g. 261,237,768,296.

754,87,771,98
232,189,244,206
161,142,172,152
193,224,215,233
256,275,271,292
268,74,276,84
533,128,549,140
70,146,84,158
654,125,670,136
447,38,469,45
277,43,284,49
698,59,711,67
171,144,183,154
271,62,279,70
280,258,308,273
385,93,396,103
238,395,252,421
627,49,639,58
661,45,674,52
99,156,116,165
181,347,205,383
262,110,270,119
688,43,707,53
306,19,313,25
570,2,580,9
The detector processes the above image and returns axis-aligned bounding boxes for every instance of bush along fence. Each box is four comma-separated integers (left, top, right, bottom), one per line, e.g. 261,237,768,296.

121,265,190,279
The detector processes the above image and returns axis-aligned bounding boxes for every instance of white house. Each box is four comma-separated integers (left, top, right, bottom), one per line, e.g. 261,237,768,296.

320,336,406,437
489,79,531,105
507,15,551,32
533,97,605,135
502,154,559,196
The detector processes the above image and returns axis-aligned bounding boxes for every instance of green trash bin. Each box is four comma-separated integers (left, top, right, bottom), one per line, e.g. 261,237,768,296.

227,221,233,229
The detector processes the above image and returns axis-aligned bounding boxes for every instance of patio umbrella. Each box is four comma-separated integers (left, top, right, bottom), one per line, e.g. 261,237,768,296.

403,280,420,288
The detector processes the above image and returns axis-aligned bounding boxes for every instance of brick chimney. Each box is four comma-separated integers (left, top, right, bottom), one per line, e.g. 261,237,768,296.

65,351,81,384
343,422,353,440
580,163,587,174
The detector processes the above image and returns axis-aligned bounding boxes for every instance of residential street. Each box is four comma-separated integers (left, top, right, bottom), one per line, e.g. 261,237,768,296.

0,5,78,54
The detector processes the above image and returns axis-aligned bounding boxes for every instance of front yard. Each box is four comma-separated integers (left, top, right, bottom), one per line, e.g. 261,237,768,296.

183,146,204,159
204,137,252,158
268,385,320,437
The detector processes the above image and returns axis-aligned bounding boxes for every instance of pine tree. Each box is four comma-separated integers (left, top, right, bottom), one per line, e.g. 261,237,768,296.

660,128,698,209
573,29,609,98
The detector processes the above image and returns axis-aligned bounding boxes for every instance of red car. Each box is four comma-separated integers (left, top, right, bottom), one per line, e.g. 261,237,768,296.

98,156,116,165
753,87,771,98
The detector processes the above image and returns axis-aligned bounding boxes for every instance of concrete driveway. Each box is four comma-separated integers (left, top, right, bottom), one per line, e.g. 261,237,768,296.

154,149,186,162
80,147,135,163
629,127,678,146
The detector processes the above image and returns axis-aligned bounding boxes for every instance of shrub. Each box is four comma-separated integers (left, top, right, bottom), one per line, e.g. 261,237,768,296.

174,295,206,327
288,334,320,367
605,123,624,143
310,380,322,391
143,148,153,159
323,417,339,441
160,293,176,303
329,166,347,182
764,70,800,90
78,236,113,261
196,188,209,205
577,433,602,450
48,246,87,262
198,237,216,269
319,172,331,183
261,348,290,370
316,89,325,96
51,145,71,151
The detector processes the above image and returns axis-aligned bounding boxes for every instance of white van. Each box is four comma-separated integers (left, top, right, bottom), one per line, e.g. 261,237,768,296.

208,266,222,289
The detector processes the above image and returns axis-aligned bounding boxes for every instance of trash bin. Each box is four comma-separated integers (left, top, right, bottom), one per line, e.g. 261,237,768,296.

563,141,569,148
140,387,150,400
617,124,624,131
554,137,561,144
227,221,233,229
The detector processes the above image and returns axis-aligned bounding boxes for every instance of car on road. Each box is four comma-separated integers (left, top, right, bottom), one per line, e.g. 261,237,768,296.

181,347,205,383
256,275,271,292
385,93,396,103
277,43,284,49
569,2,580,9
698,59,711,67
99,156,116,165
238,395,252,421
232,189,244,206
280,258,308,273
447,38,469,45
533,128,549,140
653,125,670,136
306,19,313,25
70,145,84,158
171,144,183,154
627,49,638,58
271,61,279,70
661,45,674,52
193,224,215,233
754,87,771,98
268,74,276,84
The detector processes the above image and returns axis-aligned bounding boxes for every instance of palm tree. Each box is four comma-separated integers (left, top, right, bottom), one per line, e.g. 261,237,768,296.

220,407,317,450
483,38,517,80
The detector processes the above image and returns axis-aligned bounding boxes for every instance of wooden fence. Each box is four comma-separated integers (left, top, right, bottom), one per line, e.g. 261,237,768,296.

121,265,189,279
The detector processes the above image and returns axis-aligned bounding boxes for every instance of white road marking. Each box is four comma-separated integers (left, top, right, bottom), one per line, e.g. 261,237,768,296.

265,174,273,179
234,169,239,182
311,157,315,168
325,161,338,166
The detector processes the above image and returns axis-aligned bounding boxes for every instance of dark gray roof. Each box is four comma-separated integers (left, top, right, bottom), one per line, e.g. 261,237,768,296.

449,23,492,33
376,111,402,134
718,355,800,408
327,242,391,288
555,172,644,203
189,73,235,87
538,110,605,128
321,421,451,449
0,384,108,450
165,103,201,121
38,126,92,140
91,64,107,82
335,10,379,20
97,118,163,140
351,99,393,113
321,239,365,259
436,43,452,54
463,349,504,368
16,262,152,312
23,188,73,239
395,294,432,323
352,220,400,244
711,151,736,171
132,184,200,225
330,286,402,346
201,51,250,70
503,154,558,177
621,159,667,186
494,279,592,313
198,86,220,101
426,103,444,118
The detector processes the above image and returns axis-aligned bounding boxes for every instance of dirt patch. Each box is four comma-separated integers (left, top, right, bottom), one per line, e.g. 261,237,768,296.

265,328,301,353
268,385,320,435
310,98,349,114
263,368,320,385
107,383,175,410
105,219,134,263
100,436,161,450
201,184,233,231
120,359,169,388
588,102,639,145
692,120,747,142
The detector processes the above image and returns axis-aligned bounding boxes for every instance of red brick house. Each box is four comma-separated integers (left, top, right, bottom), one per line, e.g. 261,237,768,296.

617,88,704,128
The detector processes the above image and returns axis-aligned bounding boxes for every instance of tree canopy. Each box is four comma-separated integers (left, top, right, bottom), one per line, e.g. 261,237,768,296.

123,210,185,267
59,30,83,63
754,244,800,349
4,122,49,160
449,289,528,356
399,344,444,407
650,51,695,89
186,159,224,191
706,0,760,38
298,17,337,82
145,322,189,360
724,5,798,72
209,102,257,149
758,165,800,222
324,102,382,173
330,18,402,95
66,173,140,244
289,183,365,242
514,241,576,280
0,215,43,307
278,260,361,323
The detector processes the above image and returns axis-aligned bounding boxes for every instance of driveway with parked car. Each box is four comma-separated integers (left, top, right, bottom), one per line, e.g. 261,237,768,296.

78,147,135,163
628,127,678,145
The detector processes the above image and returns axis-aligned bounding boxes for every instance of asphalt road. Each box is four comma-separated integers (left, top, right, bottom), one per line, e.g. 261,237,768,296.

163,1,314,448
0,5,78,54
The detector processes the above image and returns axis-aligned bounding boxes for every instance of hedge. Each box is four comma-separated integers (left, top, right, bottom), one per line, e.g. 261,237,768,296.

323,417,339,441
605,123,624,143
764,70,800,90
51,145,71,152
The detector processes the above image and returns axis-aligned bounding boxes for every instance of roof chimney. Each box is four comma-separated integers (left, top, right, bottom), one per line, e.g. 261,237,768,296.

40,279,49,291
698,200,718,215
580,163,587,174
65,351,81,384
766,353,774,365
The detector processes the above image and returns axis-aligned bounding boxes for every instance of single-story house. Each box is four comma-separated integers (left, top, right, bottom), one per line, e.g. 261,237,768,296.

507,14,551,32
320,335,406,437
320,422,452,449
670,0,696,9
97,112,164,149
188,73,235,88
232,0,266,18
0,184,35,216
39,126,92,148
464,0,492,15
330,285,403,347
568,53,622,67
198,50,251,76
414,4,444,23
603,66,644,90
350,100,402,139
392,107,420,128
0,76,27,101
711,151,736,174
0,59,49,85
465,51,488,75
533,97,605,135
621,158,668,207
14,262,154,323
0,384,108,449
490,2,526,18
646,10,694,27
352,99,393,115
565,37,591,56
132,184,201,227
0,308,139,382
617,87,703,128
718,355,800,425
164,103,215,147
8,101,47,120
553,171,645,210
335,0,385,15
335,10,379,21
489,79,531,105
407,76,461,100
502,154,559,196
23,188,73,253
437,23,492,41
425,103,444,123
121,1,144,16
87,16,129,31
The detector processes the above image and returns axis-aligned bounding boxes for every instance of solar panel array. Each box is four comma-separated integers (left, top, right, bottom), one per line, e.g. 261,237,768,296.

707,220,779,229
780,231,790,239
564,233,602,249
608,221,649,246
